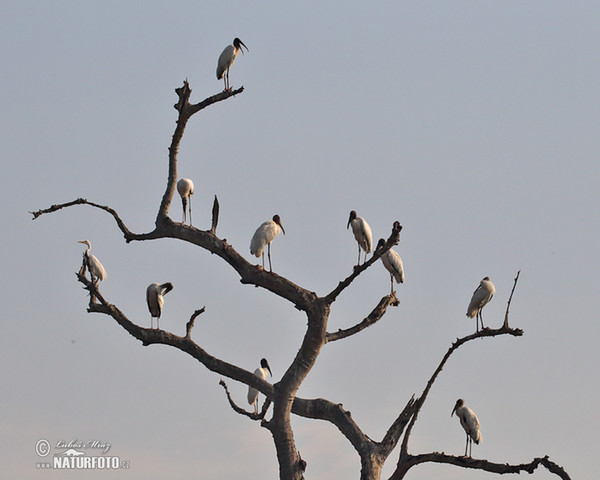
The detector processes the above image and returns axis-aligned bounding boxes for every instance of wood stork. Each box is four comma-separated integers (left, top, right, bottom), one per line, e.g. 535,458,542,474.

247,358,272,414
176,178,194,226
250,214,285,272
217,37,248,91
78,240,106,283
451,398,482,457
466,276,495,332
347,210,372,265
146,282,174,330
376,238,404,294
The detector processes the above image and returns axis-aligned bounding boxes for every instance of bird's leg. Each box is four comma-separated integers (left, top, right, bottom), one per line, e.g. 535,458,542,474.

356,244,361,266
151,317,154,329
390,274,394,296
267,243,273,272
188,197,192,227
465,434,469,457
480,310,486,330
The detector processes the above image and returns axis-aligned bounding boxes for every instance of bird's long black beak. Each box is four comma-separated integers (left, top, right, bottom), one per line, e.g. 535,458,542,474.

451,406,456,417
240,40,249,53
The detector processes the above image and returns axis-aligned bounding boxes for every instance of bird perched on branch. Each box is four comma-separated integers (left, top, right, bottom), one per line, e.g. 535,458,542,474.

376,238,404,294
177,178,194,226
217,37,248,91
78,240,106,284
347,210,372,266
247,358,272,414
466,276,495,332
250,215,285,272
452,398,482,457
146,282,174,330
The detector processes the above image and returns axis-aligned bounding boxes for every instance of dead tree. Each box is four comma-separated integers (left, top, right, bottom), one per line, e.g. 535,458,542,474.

31,82,571,480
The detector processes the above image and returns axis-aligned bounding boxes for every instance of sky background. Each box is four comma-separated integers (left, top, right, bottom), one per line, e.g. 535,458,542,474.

2,1,598,479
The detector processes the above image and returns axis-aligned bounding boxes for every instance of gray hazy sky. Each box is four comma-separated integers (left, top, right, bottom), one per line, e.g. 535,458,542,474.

2,2,598,479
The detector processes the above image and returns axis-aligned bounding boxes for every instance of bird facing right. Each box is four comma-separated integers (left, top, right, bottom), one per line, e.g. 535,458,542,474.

466,276,495,332
247,358,272,414
216,37,248,91
78,240,106,284
250,215,285,272
451,398,482,457
146,282,174,330
376,238,404,295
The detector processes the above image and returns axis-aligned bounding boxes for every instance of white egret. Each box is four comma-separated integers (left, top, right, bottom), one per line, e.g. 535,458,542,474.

247,358,272,414
217,37,248,91
177,178,194,226
347,210,372,265
78,240,106,283
250,214,285,272
376,238,404,294
466,276,495,332
451,398,482,457
146,282,174,330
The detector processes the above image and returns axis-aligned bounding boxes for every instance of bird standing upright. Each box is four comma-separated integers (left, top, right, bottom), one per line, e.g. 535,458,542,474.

347,210,373,266
466,276,495,332
78,240,106,284
376,238,404,294
250,214,285,272
216,37,248,91
146,282,174,330
247,358,272,414
177,178,194,226
451,398,482,457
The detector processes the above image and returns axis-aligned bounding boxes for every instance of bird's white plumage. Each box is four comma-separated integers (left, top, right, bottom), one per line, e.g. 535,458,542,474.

347,210,372,264
467,277,495,318
78,240,106,282
177,178,194,225
247,358,272,414
146,282,173,329
452,399,482,457
381,248,404,284
250,215,285,271
216,38,248,90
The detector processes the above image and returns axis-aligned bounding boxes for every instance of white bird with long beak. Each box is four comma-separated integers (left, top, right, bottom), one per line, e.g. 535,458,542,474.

376,238,404,294
250,214,285,272
177,178,194,226
247,358,272,414
217,37,248,91
146,282,174,330
78,240,106,283
452,398,482,457
466,276,495,332
347,210,372,266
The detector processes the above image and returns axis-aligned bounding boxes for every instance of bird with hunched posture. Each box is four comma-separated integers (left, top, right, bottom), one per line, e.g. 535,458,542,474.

250,214,285,272
146,282,174,330
217,37,248,91
247,358,272,414
78,240,106,283
177,178,194,226
452,398,482,457
347,210,373,266
466,276,495,332
376,238,404,294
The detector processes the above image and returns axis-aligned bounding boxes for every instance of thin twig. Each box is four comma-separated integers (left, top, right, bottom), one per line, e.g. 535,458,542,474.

503,269,521,328
186,307,206,338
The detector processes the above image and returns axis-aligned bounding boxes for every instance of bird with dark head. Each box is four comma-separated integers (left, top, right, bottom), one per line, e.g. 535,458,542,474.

217,37,249,91
247,358,272,414
146,282,174,330
250,215,285,272
451,398,482,457
376,238,404,295
347,210,373,266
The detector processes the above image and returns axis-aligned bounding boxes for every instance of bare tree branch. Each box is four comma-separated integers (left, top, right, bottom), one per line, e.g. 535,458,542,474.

503,269,521,328
211,195,220,234
390,452,571,480
186,307,205,338
325,294,399,343
219,379,272,421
